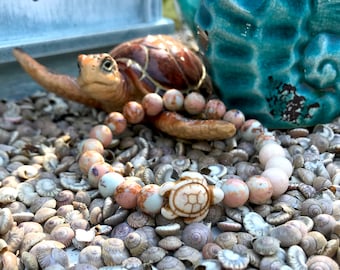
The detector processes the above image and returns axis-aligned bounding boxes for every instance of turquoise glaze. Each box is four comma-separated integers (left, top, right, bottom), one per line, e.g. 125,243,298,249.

177,0,340,128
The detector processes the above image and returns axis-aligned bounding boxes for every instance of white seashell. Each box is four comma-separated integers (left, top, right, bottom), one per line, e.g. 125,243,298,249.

60,172,90,191
287,245,307,270
217,249,249,270
35,178,61,197
17,182,39,206
0,208,14,235
0,186,18,203
243,212,272,237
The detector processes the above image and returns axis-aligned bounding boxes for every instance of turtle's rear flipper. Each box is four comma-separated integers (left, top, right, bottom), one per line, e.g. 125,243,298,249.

13,48,102,109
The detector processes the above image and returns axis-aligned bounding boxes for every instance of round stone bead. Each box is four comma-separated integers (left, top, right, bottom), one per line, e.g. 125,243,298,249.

163,89,184,111
89,124,113,148
87,162,114,188
239,119,264,142
98,172,125,197
142,93,164,116
184,92,206,115
258,142,285,165
78,150,105,175
114,179,142,209
123,101,145,124
105,112,127,135
265,156,293,177
246,175,273,205
223,109,245,129
220,178,249,208
137,184,163,215
79,138,104,154
261,167,289,198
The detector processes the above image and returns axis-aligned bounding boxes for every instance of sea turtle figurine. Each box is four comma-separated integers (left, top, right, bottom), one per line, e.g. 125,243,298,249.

159,171,224,224
177,0,340,128
13,35,236,140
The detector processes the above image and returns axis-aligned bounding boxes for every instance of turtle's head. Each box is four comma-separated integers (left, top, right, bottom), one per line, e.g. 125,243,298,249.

77,53,123,102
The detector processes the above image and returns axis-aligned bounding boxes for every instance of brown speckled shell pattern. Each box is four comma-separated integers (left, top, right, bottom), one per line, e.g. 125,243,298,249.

109,35,212,97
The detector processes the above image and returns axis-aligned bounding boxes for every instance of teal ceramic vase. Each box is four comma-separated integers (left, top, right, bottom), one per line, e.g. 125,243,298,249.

177,0,340,128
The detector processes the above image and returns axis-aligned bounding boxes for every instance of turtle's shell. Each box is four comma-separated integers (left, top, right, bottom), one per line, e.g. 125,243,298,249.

168,178,210,217
109,35,211,96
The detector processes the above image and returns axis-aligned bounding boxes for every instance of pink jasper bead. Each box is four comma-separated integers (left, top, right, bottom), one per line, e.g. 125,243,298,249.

239,119,264,142
246,175,273,205
87,162,114,188
98,172,125,197
184,92,206,115
220,178,249,208
204,99,226,119
261,168,289,198
137,184,163,215
105,112,127,135
89,124,112,148
163,89,184,111
223,109,245,129
114,179,142,209
79,138,104,154
258,142,285,166
123,101,145,124
265,156,293,177
142,93,164,116
78,150,105,175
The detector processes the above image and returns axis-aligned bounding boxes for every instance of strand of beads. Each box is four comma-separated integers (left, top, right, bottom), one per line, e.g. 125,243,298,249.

77,111,298,226
105,90,245,137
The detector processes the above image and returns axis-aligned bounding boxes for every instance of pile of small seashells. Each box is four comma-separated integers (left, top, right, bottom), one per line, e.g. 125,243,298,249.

1,90,340,270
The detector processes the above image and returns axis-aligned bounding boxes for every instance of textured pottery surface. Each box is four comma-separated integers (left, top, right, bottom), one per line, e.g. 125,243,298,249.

177,0,340,128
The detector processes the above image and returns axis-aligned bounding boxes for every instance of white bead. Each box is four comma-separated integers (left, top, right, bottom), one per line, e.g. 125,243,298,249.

265,156,293,177
259,142,285,165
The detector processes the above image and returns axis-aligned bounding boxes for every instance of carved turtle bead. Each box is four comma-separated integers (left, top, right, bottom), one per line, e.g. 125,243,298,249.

159,171,224,224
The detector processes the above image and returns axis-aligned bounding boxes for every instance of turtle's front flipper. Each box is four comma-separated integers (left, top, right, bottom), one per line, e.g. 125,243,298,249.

152,111,236,140
13,48,102,109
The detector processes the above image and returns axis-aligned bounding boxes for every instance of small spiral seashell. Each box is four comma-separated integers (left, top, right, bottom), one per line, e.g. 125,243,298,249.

35,178,61,197
158,236,183,251
0,208,14,235
259,256,284,270
30,197,57,214
236,232,255,248
136,226,159,247
33,207,57,223
0,250,20,270
3,226,24,253
322,239,339,258
21,251,39,270
156,256,186,270
214,232,238,250
101,238,129,266
44,216,66,234
127,211,153,229
55,190,74,208
110,222,134,240
181,222,212,251
124,230,149,257
306,255,339,270
243,212,272,237
122,257,143,270
174,245,203,266
36,247,69,269
50,224,75,247
313,214,337,237
270,223,303,248
287,245,307,270
301,198,323,217
217,249,249,270
78,245,104,268
140,246,167,264
0,186,18,204
202,242,222,259
155,223,181,237
300,231,328,257
252,236,280,256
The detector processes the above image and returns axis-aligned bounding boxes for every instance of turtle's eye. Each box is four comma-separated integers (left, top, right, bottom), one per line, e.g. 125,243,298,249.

101,58,114,72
